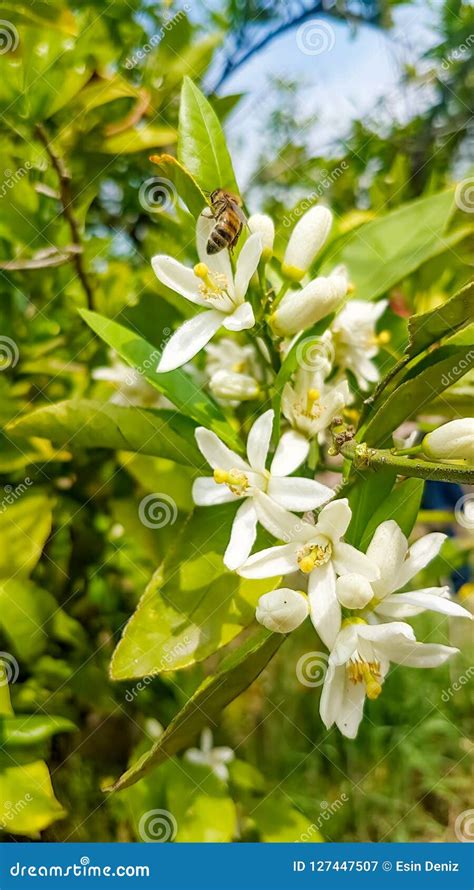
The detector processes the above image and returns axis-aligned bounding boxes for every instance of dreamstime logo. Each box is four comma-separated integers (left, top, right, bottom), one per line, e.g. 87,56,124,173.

0,162,32,199
454,493,474,531
124,6,191,69
455,178,474,213
0,477,33,514
0,794,33,831
0,652,20,686
125,636,192,701
441,34,474,70
282,166,348,228
297,793,349,841
138,493,178,529
296,334,335,374
442,665,474,702
440,349,474,387
123,347,165,385
138,808,177,842
296,651,328,687
138,177,177,213
296,20,335,56
454,808,474,842
0,336,19,370
0,20,19,54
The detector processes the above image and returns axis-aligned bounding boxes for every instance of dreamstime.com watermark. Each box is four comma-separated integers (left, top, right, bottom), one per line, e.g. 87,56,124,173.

1,795,33,832
0,20,19,54
138,808,177,842
0,335,19,370
454,808,474,842
138,177,177,213
454,493,474,531
0,477,33,513
440,349,474,387
454,178,474,214
0,652,20,686
296,20,336,56
0,162,33,199
441,34,474,70
441,665,474,702
122,347,166,386
9,857,150,878
282,166,348,228
124,7,191,69
138,492,178,529
297,793,350,841
125,636,192,702
296,650,329,687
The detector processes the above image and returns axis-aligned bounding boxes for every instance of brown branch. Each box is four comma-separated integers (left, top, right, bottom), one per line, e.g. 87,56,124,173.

35,123,94,309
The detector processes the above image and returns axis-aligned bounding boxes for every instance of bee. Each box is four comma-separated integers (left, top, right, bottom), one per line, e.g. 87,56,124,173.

203,189,247,255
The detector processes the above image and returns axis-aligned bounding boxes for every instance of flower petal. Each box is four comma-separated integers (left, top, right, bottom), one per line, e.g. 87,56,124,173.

268,476,335,511
195,428,248,472
396,533,447,589
238,542,299,579
224,500,258,570
246,410,273,473
386,640,459,668
333,542,380,581
234,233,263,300
366,520,408,597
270,429,310,476
316,498,351,542
158,310,224,372
335,678,366,739
223,302,255,331
384,588,472,620
192,476,238,506
319,663,345,730
308,561,341,649
196,214,233,286
151,255,207,306
253,490,314,543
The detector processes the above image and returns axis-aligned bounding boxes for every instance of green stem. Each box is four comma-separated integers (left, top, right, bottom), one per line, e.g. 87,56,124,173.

392,444,423,456
272,280,290,309
340,441,474,485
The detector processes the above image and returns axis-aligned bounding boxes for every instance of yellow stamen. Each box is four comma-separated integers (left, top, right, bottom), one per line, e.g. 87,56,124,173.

376,330,391,346
298,541,332,573
194,263,227,296
341,617,367,628
347,658,382,699
213,468,229,484
213,467,249,496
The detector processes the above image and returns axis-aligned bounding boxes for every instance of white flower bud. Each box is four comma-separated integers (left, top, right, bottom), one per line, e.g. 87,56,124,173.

422,419,474,463
248,214,275,262
209,369,259,401
270,274,347,336
282,206,332,282
256,588,309,633
336,574,374,609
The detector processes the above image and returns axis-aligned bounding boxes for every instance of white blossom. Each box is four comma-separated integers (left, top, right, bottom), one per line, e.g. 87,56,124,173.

209,369,260,401
320,620,459,738
281,366,350,460
152,217,262,371
248,213,275,261
270,271,347,337
184,728,234,781
327,299,389,390
282,206,332,282
422,418,474,463
256,588,309,633
192,409,335,570
239,493,379,648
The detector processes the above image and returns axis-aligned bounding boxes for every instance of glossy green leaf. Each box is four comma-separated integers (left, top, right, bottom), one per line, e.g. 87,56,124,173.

407,280,474,357
359,478,424,551
178,77,238,193
0,495,52,579
110,503,272,680
0,715,76,751
363,345,474,446
8,400,201,468
321,189,456,301
110,626,283,791
252,797,323,842
346,469,397,547
96,125,176,154
79,310,242,451
150,154,208,218
0,760,66,835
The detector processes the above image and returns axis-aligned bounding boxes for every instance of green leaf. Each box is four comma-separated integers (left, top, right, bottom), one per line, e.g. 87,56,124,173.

79,310,242,451
178,77,238,193
110,504,272,680
321,189,456,301
407,280,474,357
0,760,66,836
363,345,474,447
346,469,397,547
8,400,202,468
359,479,424,551
149,154,208,218
0,579,84,661
252,797,323,842
0,494,52,579
110,625,283,791
0,715,76,751
95,125,177,154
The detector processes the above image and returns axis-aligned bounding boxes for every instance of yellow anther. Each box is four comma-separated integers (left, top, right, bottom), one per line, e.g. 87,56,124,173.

232,361,246,373
365,675,383,700
341,617,367,628
298,542,332,573
347,658,382,699
214,468,229,484
347,281,356,294
376,330,391,346
214,467,249,496
194,263,226,296
308,388,320,401
299,556,316,574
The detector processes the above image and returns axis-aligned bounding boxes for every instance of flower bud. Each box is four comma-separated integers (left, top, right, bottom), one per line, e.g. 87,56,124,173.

422,419,474,463
270,274,347,336
336,574,374,609
248,214,274,262
256,588,309,633
282,206,332,282
209,369,259,401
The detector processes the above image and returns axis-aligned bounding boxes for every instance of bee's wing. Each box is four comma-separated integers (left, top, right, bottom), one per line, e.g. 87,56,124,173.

230,201,248,226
